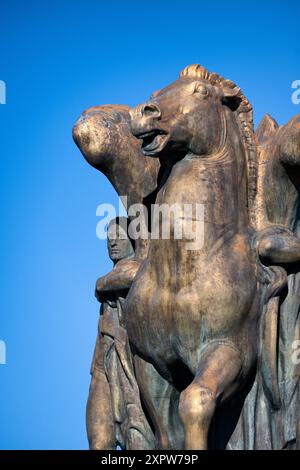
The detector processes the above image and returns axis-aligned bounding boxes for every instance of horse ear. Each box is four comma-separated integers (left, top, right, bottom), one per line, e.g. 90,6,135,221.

221,87,242,111
256,114,279,143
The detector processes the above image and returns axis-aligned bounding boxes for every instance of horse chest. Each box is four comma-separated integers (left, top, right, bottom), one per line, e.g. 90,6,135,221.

158,160,213,206
126,265,253,365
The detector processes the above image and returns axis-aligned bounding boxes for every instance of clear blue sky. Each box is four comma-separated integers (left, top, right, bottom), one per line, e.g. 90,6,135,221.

0,0,299,449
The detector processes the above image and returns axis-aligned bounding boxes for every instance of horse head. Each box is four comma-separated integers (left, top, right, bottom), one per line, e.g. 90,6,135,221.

130,64,248,161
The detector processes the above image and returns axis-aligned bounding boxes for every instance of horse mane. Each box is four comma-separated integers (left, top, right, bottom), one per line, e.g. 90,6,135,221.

179,64,257,227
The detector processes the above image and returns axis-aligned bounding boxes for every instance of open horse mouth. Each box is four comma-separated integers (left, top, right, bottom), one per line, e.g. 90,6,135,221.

136,129,169,156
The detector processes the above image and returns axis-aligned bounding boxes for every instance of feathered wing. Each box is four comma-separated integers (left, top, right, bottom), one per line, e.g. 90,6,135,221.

73,104,161,260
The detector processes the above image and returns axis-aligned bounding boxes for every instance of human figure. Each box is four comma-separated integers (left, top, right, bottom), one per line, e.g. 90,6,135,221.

86,217,154,450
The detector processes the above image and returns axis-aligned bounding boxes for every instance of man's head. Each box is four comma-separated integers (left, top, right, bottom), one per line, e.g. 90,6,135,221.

107,217,134,264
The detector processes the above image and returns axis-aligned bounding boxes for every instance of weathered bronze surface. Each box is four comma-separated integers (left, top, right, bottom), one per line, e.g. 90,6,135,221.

87,217,154,449
73,64,300,449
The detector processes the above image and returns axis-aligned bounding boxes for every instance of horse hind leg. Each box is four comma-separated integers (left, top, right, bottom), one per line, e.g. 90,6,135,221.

178,342,244,450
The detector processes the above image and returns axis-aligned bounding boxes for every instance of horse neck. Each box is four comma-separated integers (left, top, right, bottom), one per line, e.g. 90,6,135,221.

195,110,250,233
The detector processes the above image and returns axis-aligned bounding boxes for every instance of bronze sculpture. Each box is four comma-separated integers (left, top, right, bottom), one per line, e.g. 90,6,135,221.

73,64,300,449
87,217,154,450
229,113,300,449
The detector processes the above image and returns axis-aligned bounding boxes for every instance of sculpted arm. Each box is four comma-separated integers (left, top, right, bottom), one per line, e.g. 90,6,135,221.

95,259,140,302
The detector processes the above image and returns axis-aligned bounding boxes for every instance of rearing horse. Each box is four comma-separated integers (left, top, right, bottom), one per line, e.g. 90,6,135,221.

124,65,284,449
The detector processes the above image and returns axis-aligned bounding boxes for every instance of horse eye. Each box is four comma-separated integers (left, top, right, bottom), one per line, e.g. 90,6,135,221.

194,84,208,96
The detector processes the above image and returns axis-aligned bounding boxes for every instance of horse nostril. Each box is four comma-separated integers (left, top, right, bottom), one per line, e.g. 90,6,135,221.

141,103,161,119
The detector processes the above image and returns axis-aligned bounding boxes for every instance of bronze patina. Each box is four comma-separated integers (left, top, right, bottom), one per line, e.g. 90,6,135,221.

86,217,154,450
73,64,300,450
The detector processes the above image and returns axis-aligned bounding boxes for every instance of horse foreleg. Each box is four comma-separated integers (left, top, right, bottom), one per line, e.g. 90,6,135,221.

134,355,183,449
258,228,300,264
178,342,243,450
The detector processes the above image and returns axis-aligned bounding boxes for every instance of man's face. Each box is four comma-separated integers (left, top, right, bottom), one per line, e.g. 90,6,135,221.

107,222,134,263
